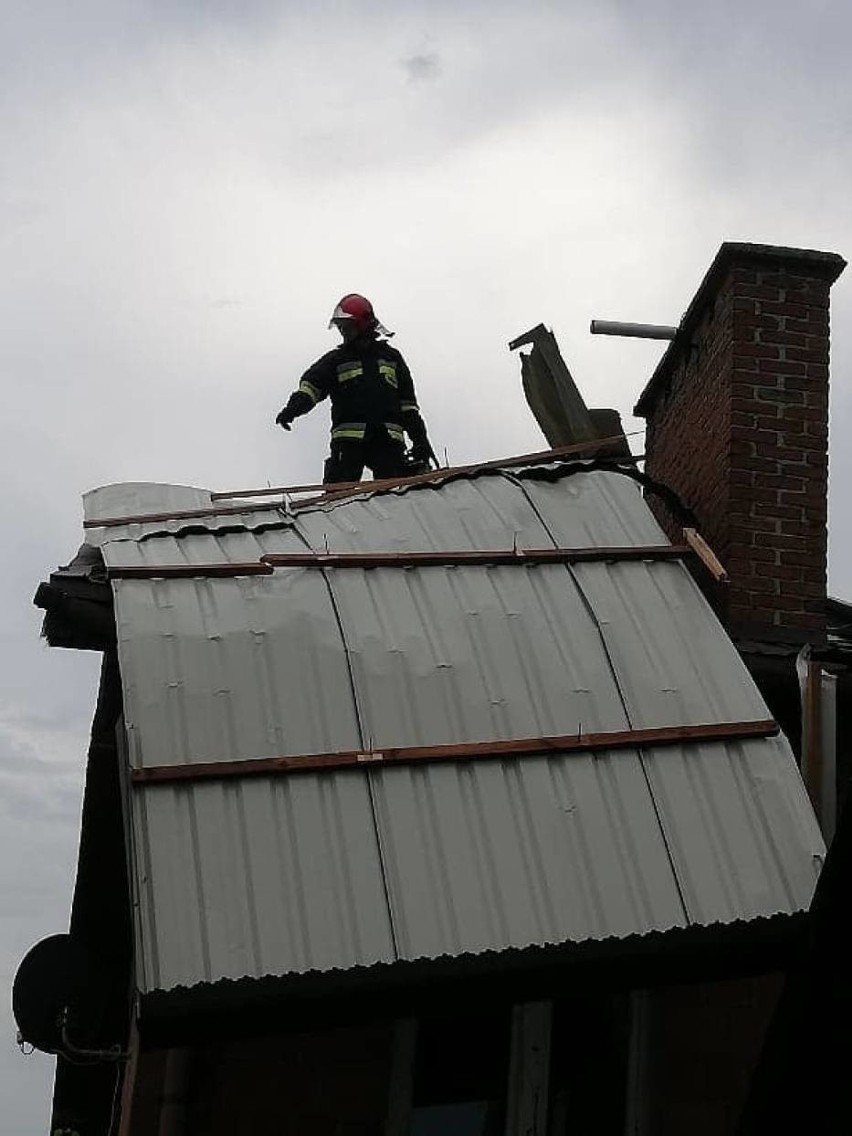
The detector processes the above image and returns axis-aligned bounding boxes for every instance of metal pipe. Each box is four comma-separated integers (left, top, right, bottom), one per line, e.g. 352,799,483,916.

821,671,837,843
799,650,825,830
590,320,678,341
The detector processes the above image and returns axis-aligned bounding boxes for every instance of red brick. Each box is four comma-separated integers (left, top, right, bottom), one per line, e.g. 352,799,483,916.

759,300,810,319
731,396,763,413
756,330,808,348
739,574,776,594
786,317,828,336
738,544,777,563
782,405,823,421
731,411,757,428
734,309,780,327
753,503,806,522
753,473,795,490
800,581,827,599
736,343,781,359
737,456,783,473
757,359,808,375
795,433,827,453
785,347,829,364
756,388,805,404
734,284,784,302
765,532,807,550
758,272,816,289
779,550,823,567
731,439,755,456
729,469,754,487
754,563,803,582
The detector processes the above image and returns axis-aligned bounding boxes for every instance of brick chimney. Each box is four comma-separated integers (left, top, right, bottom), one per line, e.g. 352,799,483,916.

635,243,846,642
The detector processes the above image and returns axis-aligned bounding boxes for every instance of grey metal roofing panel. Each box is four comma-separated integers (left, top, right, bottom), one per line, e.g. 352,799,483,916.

84,482,214,522
638,736,822,925
328,564,625,748
371,753,684,960
87,469,824,993
515,472,668,548
82,480,287,545
570,560,767,728
295,476,555,552
114,571,361,767
133,775,395,990
87,466,658,552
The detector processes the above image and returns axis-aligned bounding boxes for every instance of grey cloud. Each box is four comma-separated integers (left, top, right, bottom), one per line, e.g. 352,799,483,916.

402,52,442,83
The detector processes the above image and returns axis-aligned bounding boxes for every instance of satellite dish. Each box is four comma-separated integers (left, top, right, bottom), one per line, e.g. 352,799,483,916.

13,934,93,1054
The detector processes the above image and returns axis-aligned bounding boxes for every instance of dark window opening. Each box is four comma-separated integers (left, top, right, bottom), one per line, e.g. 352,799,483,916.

547,995,630,1135
407,1008,511,1136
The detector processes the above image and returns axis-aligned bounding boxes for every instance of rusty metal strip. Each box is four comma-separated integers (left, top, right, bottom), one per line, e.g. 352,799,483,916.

107,546,691,579
108,562,274,580
85,435,636,528
259,546,689,569
130,719,779,785
84,501,285,530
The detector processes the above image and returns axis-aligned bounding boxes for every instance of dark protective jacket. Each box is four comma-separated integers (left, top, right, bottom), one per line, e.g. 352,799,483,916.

281,334,429,447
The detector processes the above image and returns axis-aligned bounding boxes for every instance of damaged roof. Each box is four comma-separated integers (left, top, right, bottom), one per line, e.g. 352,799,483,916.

57,463,824,995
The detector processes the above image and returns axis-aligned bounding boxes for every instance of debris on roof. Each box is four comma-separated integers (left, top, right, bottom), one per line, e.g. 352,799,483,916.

509,323,631,458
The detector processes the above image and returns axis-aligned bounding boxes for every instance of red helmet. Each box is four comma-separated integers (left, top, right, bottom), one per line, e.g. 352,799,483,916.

328,293,392,337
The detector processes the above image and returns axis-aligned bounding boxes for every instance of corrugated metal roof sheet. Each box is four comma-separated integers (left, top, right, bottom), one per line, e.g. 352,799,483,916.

85,468,824,993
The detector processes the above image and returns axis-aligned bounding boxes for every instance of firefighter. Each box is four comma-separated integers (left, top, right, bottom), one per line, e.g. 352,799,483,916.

275,294,436,485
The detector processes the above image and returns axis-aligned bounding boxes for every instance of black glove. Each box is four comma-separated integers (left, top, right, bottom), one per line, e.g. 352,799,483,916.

275,408,293,431
411,439,437,467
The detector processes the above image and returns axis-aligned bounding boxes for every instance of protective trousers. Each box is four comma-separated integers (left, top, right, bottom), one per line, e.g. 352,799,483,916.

323,434,408,485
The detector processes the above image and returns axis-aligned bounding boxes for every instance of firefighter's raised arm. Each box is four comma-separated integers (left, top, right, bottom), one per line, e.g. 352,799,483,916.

275,357,334,431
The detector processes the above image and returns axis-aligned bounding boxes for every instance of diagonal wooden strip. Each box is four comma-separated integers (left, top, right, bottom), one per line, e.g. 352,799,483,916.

130,719,779,786
107,545,690,579
209,433,641,500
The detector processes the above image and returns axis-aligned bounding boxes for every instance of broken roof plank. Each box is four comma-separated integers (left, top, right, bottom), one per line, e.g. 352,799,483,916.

85,436,636,528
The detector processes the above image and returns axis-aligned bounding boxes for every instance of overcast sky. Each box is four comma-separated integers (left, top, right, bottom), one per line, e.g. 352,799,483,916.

3,1,852,1129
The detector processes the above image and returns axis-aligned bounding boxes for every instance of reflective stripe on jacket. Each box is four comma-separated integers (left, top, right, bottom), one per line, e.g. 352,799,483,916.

282,334,427,444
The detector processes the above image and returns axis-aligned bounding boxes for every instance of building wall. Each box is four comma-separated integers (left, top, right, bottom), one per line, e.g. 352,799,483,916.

188,1025,395,1136
642,975,782,1136
120,979,783,1135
